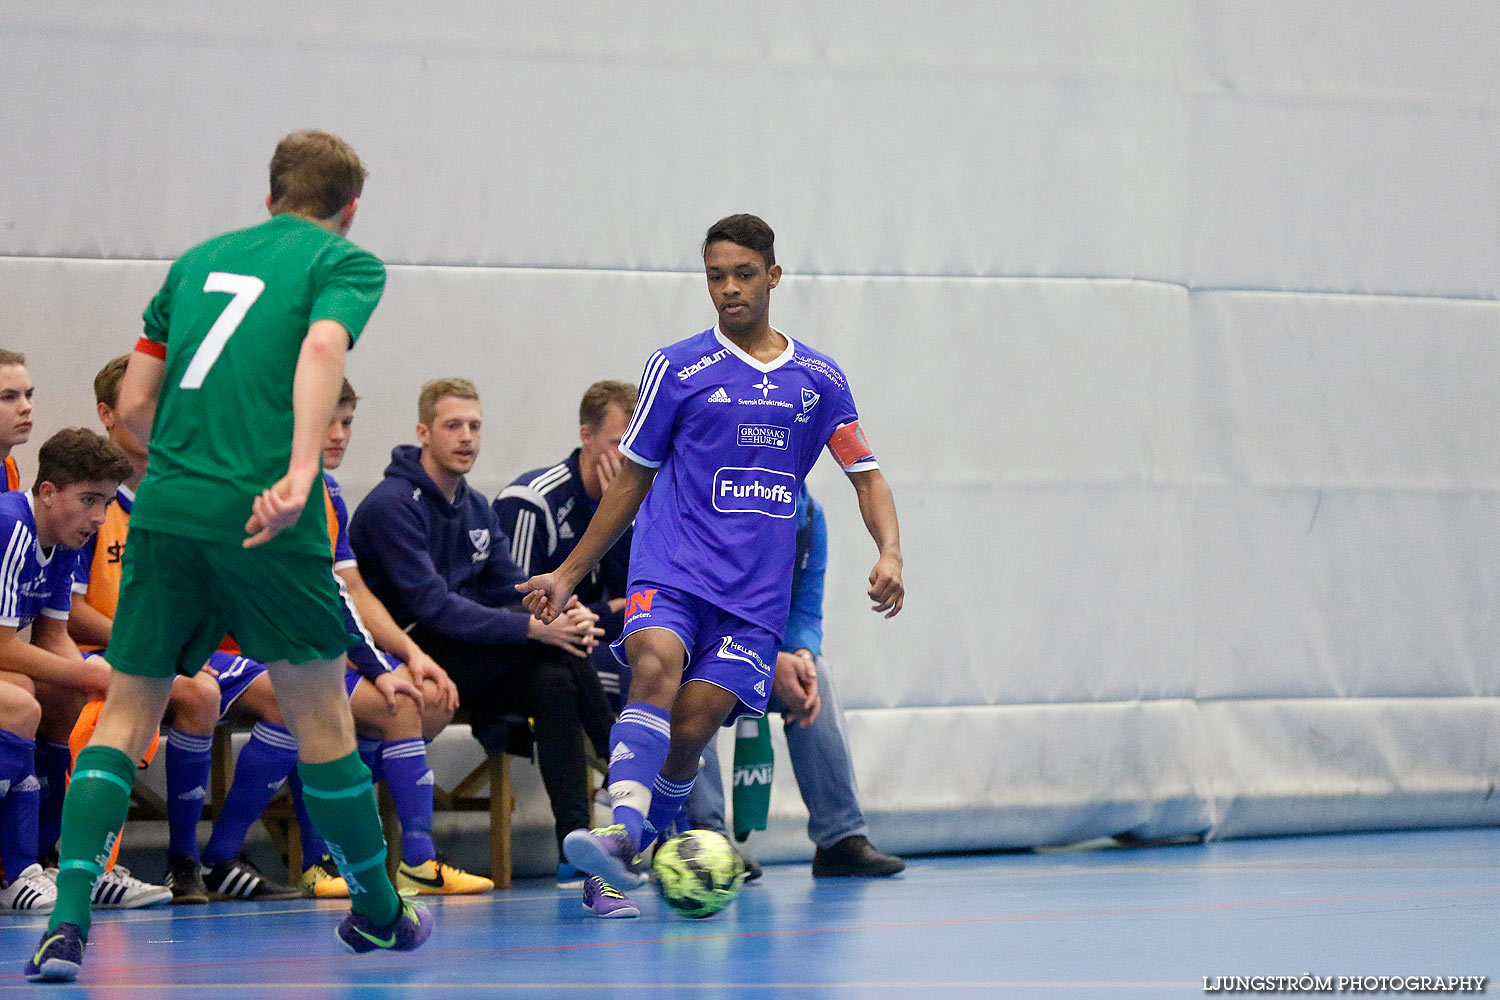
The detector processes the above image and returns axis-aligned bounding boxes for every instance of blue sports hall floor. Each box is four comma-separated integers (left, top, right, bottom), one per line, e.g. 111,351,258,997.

0,828,1494,997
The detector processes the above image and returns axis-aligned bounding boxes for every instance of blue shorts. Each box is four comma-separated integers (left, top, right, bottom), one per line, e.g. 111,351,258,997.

609,583,776,725
210,651,360,720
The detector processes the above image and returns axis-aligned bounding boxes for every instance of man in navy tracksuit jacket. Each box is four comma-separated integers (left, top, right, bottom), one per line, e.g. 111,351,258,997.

349,379,611,869
493,382,636,709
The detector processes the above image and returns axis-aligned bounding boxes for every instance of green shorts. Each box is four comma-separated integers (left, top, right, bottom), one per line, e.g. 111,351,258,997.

106,526,353,678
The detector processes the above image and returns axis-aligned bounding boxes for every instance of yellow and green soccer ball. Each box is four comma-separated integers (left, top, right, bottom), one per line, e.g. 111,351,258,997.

652,829,745,918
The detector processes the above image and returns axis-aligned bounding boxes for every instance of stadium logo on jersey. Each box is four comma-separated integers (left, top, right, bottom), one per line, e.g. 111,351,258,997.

717,635,771,675
678,349,731,381
623,589,658,619
712,467,798,519
707,387,732,404
737,424,788,450
469,528,490,563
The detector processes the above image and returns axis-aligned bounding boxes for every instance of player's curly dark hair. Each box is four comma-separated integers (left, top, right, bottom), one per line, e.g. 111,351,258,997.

32,428,133,494
703,214,775,269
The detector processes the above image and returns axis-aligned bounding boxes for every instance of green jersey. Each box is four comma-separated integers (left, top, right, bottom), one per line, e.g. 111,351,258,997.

131,213,385,556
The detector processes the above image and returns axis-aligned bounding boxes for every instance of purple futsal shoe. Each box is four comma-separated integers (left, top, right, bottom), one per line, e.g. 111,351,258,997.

564,824,645,888
336,899,433,954
25,922,85,983
583,875,640,918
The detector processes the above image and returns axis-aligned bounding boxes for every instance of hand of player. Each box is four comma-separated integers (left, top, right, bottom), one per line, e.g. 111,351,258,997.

244,469,316,548
563,601,605,647
374,670,422,715
77,656,112,698
529,599,603,658
407,649,460,714
516,571,578,624
596,448,624,495
868,551,904,618
773,650,821,728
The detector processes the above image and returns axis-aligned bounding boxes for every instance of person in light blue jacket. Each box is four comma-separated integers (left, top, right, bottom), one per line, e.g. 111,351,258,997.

688,484,904,878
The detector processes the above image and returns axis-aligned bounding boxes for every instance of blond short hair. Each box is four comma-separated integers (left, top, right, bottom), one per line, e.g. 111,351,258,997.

579,380,638,428
417,378,480,425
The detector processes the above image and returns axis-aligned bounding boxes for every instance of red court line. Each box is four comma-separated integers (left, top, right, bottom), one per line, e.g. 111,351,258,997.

81,883,1500,979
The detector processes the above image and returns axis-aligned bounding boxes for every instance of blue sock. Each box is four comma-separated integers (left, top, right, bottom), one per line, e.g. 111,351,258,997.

164,728,213,861
645,773,695,846
288,771,329,864
381,739,434,866
35,741,72,857
202,722,297,866
0,729,39,878
357,737,383,784
605,703,672,850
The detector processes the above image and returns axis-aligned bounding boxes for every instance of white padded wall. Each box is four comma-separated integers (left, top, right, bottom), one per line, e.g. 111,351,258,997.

3,2,1499,860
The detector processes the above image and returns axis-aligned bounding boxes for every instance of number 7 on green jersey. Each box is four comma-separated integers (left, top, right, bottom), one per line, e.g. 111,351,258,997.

179,272,265,389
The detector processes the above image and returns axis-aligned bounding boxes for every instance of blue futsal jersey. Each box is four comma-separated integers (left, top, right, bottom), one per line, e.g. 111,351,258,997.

0,491,78,630
619,327,877,637
325,472,395,682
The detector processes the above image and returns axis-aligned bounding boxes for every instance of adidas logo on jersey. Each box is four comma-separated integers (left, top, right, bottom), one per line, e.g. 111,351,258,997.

177,786,207,802
417,770,436,786
707,387,731,404
610,742,635,765
17,775,39,793
754,680,767,697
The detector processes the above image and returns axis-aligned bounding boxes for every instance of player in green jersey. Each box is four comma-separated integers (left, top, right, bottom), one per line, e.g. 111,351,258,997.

26,130,430,984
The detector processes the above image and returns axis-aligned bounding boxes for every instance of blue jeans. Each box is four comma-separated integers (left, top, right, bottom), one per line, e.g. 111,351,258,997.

685,655,869,850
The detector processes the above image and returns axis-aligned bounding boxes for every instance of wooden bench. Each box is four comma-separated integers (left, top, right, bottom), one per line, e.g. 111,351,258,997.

207,718,524,888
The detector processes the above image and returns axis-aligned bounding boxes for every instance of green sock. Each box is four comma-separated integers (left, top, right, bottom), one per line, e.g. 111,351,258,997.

296,752,400,926
49,745,136,936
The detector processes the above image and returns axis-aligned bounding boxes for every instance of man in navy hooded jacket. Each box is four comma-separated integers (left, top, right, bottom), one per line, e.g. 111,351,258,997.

349,378,607,871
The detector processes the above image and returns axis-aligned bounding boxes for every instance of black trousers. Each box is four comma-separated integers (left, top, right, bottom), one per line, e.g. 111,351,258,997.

410,628,614,854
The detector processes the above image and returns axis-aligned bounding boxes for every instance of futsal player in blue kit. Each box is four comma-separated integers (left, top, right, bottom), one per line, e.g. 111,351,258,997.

518,214,905,890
